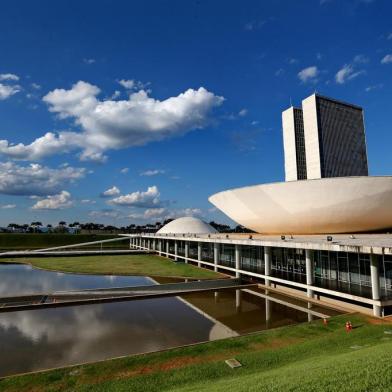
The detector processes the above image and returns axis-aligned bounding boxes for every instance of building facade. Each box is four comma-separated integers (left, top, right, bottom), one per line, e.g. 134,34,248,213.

129,233,392,317
282,93,368,181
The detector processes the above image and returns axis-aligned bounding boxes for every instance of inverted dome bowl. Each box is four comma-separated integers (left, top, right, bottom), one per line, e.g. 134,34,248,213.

209,176,392,234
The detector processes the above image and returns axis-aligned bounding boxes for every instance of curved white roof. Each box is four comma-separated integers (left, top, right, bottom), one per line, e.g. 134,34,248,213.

157,217,218,234
209,176,392,234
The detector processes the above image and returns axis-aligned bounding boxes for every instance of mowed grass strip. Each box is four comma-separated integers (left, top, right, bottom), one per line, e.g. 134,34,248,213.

0,233,118,250
0,254,223,279
1,314,392,392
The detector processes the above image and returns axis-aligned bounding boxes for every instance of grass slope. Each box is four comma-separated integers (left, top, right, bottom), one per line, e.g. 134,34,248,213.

0,254,222,279
1,314,391,392
0,233,118,250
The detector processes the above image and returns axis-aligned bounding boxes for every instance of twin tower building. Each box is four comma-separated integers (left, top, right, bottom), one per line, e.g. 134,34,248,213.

282,93,369,181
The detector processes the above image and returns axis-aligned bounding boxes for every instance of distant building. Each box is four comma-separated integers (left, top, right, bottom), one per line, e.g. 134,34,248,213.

282,93,368,180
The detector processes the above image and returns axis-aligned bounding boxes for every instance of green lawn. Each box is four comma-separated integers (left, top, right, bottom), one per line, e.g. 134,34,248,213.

1,314,391,392
0,233,118,250
0,254,223,279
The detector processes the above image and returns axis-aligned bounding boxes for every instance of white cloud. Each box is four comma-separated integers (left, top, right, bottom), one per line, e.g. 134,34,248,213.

1,204,16,209
238,109,248,117
110,186,160,208
0,161,86,196
120,167,129,174
140,169,165,176
0,73,19,81
88,209,120,219
335,64,365,84
388,33,392,40
31,83,41,90
31,191,72,210
275,68,284,77
118,79,135,89
83,58,95,64
0,83,21,100
353,54,369,64
297,66,319,83
244,20,266,31
0,81,223,162
81,199,96,204
101,186,120,197
365,84,383,92
127,207,203,221
381,54,392,64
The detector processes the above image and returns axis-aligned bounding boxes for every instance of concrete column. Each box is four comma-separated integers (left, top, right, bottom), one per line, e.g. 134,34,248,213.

305,249,314,299
213,243,219,272
153,239,156,251
197,242,202,268
158,240,162,256
370,254,381,317
235,244,241,279
265,298,271,328
174,241,178,261
264,246,271,287
235,289,242,312
184,242,189,264
166,241,169,255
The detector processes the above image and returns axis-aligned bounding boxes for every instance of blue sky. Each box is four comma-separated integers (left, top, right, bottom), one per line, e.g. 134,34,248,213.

0,0,391,226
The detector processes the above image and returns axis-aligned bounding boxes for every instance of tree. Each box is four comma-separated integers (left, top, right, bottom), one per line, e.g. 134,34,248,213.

58,221,66,226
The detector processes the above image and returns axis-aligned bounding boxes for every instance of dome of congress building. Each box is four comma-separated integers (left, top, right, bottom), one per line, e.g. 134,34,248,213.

157,217,218,235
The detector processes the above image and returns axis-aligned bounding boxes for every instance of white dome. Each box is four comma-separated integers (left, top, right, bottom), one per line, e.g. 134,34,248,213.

157,217,218,234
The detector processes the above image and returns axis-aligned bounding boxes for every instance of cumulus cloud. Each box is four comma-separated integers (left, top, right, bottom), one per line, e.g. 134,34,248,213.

0,81,223,162
109,186,161,208
81,199,96,204
88,209,120,219
335,64,365,84
127,207,203,221
1,204,16,209
0,73,19,81
238,109,248,117
381,54,392,64
101,186,120,197
0,161,86,196
297,66,319,83
31,191,72,210
140,169,165,176
120,167,129,174
0,83,21,100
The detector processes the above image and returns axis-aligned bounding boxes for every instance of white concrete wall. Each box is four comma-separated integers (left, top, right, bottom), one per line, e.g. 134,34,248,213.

282,107,298,181
302,94,322,179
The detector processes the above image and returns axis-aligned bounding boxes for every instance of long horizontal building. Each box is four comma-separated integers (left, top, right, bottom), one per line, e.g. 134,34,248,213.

127,223,392,318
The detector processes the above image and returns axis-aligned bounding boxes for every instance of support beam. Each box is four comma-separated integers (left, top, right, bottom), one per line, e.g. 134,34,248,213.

305,249,314,299
235,244,241,279
264,246,271,287
174,241,178,261
213,243,219,272
370,254,382,317
197,242,202,268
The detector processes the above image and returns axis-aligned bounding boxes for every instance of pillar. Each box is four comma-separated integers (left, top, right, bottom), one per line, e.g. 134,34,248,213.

264,246,271,287
213,243,219,272
185,242,189,264
235,244,241,279
166,241,169,255
305,249,314,299
174,241,178,261
236,289,242,312
197,242,202,268
370,254,381,317
158,240,162,256
265,298,271,328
